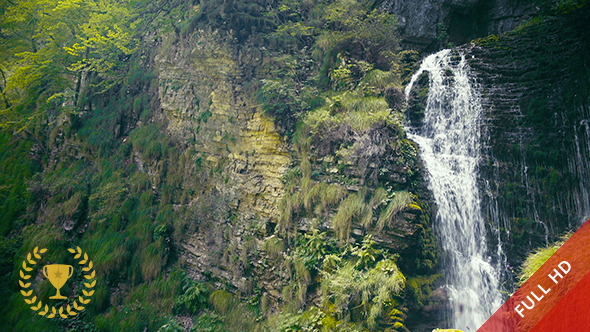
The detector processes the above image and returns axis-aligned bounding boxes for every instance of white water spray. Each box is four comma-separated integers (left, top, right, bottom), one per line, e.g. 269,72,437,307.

405,49,503,330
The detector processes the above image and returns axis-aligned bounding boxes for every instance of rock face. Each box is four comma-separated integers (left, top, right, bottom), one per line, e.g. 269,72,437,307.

151,25,438,310
382,0,538,49
154,29,290,286
462,7,590,269
155,29,290,222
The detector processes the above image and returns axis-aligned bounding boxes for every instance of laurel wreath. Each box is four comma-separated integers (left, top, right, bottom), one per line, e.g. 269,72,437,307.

20,246,96,319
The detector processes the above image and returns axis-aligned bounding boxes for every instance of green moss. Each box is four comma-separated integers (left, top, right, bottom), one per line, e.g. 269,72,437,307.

405,274,442,312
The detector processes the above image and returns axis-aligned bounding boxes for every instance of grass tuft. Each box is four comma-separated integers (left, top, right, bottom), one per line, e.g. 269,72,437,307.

376,191,413,231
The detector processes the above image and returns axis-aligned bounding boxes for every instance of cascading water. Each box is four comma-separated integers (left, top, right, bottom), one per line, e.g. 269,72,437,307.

405,49,503,330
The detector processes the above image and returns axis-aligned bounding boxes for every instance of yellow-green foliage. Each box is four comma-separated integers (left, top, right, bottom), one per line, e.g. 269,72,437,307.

266,306,362,332
300,176,313,196
209,289,259,331
279,172,347,238
518,233,571,285
301,157,312,178
332,191,371,241
330,57,373,90
315,0,399,68
321,259,405,328
305,182,347,215
95,269,184,331
262,235,285,260
293,256,312,307
359,69,398,94
304,92,393,136
376,191,414,231
282,284,294,305
358,187,390,229
277,194,294,236
294,256,311,286
351,235,383,269
342,94,389,113
210,290,234,315
62,191,84,219
346,108,391,133
305,182,323,212
304,107,335,136
369,187,389,208
389,308,406,330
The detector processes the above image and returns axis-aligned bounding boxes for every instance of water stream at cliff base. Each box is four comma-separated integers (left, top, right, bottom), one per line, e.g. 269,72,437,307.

405,49,503,330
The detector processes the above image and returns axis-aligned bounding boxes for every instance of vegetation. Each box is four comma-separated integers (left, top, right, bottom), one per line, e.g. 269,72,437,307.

1,0,585,330
0,0,508,330
518,233,571,285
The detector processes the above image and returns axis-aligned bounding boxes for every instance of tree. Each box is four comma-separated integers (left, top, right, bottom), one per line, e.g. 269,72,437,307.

0,0,141,132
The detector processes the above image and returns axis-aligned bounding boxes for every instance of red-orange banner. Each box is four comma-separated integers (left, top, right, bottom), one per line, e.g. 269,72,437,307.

478,218,590,331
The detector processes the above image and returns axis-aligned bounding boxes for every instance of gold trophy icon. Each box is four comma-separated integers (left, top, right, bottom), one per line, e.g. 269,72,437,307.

43,264,73,299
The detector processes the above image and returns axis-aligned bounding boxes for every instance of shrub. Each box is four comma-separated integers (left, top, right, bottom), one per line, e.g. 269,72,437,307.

359,69,398,95
174,281,210,315
320,258,405,328
208,290,258,331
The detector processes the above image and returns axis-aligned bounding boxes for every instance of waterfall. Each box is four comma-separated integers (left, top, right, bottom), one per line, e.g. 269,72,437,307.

405,50,503,330
571,113,590,221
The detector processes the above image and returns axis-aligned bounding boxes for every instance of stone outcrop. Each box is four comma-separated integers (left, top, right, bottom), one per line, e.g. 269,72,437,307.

382,0,538,49
152,27,437,305
462,7,590,269
154,29,290,287
155,29,290,223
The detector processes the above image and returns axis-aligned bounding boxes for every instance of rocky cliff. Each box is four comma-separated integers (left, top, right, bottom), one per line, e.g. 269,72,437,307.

404,3,590,290
151,28,292,292
382,0,538,49
465,5,590,274
2,0,588,331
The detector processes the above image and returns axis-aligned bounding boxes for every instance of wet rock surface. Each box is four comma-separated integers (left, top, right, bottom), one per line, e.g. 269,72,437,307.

382,0,537,49
463,7,590,270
